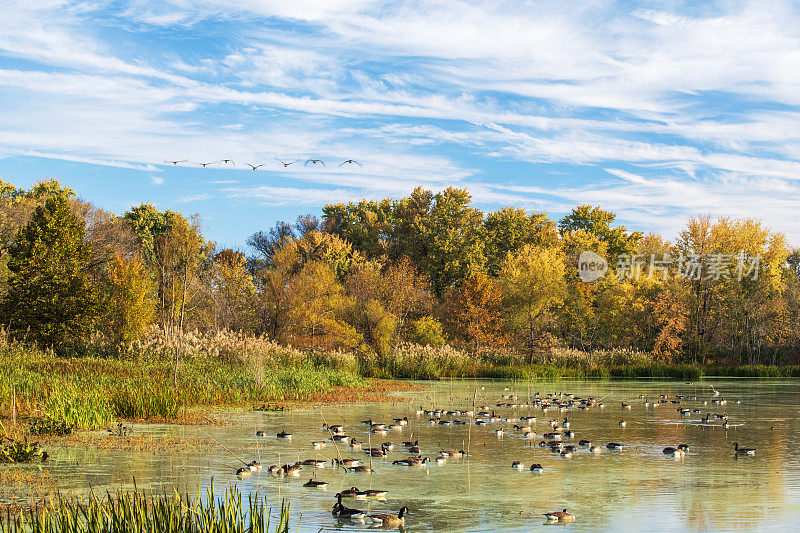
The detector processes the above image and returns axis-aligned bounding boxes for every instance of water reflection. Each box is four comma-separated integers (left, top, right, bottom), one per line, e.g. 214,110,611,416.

4,379,800,532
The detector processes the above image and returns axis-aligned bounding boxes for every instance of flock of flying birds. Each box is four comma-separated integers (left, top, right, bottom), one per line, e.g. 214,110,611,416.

221,384,753,528
163,158,362,171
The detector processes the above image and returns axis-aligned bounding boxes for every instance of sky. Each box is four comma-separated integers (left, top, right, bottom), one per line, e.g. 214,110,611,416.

0,0,799,249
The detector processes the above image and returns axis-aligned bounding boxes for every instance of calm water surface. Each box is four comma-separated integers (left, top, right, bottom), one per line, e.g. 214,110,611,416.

6,380,800,532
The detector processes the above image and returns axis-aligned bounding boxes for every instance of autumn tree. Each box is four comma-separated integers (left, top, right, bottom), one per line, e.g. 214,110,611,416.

1,195,96,350
101,252,155,344
441,272,506,350
208,249,257,331
393,187,486,294
559,205,641,263
500,245,566,362
484,208,558,276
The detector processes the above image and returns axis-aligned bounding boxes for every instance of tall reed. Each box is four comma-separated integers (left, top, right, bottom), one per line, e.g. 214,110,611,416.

0,484,293,533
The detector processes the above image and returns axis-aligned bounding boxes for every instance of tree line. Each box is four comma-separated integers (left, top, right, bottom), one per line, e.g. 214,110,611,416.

1,180,798,365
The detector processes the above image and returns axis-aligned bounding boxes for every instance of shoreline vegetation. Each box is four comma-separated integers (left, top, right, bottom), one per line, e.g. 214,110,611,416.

3,328,798,436
1,180,799,436
0,484,294,532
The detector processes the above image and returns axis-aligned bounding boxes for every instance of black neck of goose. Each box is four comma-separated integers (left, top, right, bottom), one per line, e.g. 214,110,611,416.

398,507,406,518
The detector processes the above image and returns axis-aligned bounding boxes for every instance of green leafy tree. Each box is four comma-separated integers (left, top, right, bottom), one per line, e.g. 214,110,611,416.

559,205,641,263
484,208,558,276
2,195,95,350
410,316,447,347
392,187,485,294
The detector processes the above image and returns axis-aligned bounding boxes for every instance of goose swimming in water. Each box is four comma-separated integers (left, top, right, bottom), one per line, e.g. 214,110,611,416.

276,431,292,439
733,442,756,455
530,463,544,474
368,507,408,526
304,478,329,488
511,461,525,470
663,447,685,457
544,509,575,522
283,464,302,477
267,465,283,475
606,442,623,450
332,493,366,520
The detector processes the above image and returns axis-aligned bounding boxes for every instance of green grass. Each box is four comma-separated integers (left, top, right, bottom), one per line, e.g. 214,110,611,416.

0,484,294,533
0,340,365,426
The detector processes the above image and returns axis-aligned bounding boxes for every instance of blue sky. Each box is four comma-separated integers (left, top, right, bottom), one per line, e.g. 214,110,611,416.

1,0,799,249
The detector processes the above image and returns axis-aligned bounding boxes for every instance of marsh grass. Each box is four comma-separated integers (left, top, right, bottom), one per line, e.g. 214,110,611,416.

0,329,365,426
0,484,293,533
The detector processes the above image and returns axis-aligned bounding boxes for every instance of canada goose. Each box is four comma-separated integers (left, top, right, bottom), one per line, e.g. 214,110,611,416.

304,478,329,488
394,417,409,425
677,444,689,451
349,465,373,473
403,440,417,447
255,430,266,437
382,442,395,451
363,489,389,498
495,429,504,437
544,509,575,522
523,431,536,439
236,467,251,477
393,457,428,467
408,445,421,453
578,440,592,447
563,430,575,439
530,463,544,474
562,418,570,428
733,442,756,455
606,442,623,450
663,447,684,457
283,464,302,476
388,424,403,431
333,458,360,468
312,441,326,449
324,424,345,433
590,445,602,454
247,460,262,472
268,464,284,475
435,455,447,464
560,450,572,458
277,431,292,439
342,487,368,499
300,459,326,468
511,461,525,470
332,493,367,520
440,450,466,458
331,434,350,443
368,506,408,526
619,420,627,427
350,439,362,450
622,403,632,410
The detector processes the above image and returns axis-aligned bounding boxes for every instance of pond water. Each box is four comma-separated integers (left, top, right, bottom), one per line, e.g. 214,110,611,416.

6,379,800,532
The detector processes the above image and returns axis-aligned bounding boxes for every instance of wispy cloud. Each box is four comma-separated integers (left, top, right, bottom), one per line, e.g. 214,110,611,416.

0,0,798,244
